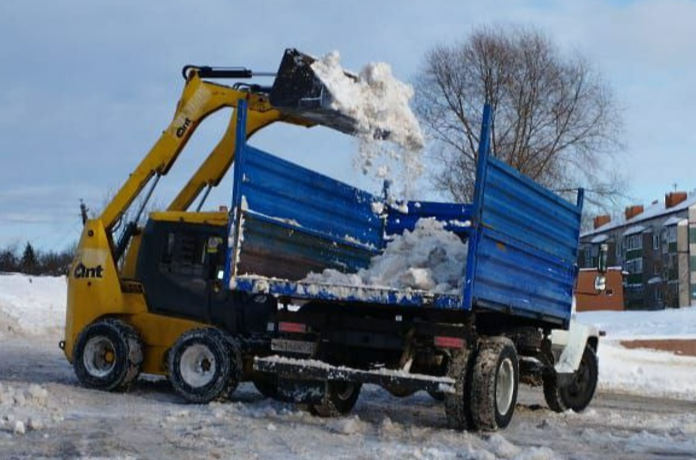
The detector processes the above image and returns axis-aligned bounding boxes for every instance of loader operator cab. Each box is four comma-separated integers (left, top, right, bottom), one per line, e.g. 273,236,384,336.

133,213,274,337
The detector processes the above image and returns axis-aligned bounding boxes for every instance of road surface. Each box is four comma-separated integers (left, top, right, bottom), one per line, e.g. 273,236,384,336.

1,337,695,460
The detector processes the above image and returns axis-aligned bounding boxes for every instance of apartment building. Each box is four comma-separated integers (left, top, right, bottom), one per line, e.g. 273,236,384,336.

578,192,696,309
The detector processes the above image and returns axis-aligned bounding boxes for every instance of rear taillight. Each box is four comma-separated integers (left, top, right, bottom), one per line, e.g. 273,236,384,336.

278,322,307,333
434,336,465,349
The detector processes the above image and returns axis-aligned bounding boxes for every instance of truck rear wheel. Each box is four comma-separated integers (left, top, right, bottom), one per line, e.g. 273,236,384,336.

310,381,362,417
444,348,473,431
168,328,242,404
469,337,519,431
73,318,143,392
544,345,598,413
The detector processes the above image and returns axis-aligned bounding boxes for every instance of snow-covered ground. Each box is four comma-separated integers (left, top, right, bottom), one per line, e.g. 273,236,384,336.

577,308,696,401
1,273,696,459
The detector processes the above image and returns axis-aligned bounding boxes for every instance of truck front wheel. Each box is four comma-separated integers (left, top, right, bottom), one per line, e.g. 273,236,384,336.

168,328,242,404
469,337,519,431
73,318,143,392
310,381,362,417
544,345,598,413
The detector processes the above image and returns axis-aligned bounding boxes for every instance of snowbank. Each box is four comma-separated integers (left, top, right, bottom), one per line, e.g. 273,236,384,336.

579,308,696,400
303,218,468,294
596,342,696,400
0,273,66,338
579,307,696,340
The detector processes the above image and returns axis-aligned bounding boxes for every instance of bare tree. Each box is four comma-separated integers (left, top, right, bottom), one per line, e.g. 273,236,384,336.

414,26,624,209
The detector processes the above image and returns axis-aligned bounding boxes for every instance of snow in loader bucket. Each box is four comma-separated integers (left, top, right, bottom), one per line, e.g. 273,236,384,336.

224,101,583,328
270,48,362,136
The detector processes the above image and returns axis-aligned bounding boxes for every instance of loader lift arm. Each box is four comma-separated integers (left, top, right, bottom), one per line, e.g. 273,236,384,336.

99,67,314,255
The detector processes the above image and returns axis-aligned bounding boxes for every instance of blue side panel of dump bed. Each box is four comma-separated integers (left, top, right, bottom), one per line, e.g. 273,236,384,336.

225,100,384,283
385,201,472,236
225,101,583,327
463,105,583,326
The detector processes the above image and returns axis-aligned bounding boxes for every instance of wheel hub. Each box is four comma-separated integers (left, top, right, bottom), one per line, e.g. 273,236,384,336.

180,344,217,388
496,357,515,415
83,336,117,378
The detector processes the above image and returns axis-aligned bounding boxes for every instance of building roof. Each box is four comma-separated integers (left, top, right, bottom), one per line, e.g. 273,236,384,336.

622,225,646,236
590,234,609,243
662,215,686,227
581,191,696,238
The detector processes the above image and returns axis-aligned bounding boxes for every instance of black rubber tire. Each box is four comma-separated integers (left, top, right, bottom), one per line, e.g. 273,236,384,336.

542,369,567,413
545,345,598,413
427,390,445,401
384,384,418,398
168,328,242,404
253,377,279,399
73,318,143,392
444,348,474,431
469,337,519,431
310,381,362,417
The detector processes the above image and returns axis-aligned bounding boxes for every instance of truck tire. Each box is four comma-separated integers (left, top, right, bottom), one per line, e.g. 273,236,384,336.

444,348,473,431
73,318,143,392
168,328,242,404
310,381,362,417
253,376,279,399
384,384,418,398
427,390,445,401
469,337,519,431
544,345,598,413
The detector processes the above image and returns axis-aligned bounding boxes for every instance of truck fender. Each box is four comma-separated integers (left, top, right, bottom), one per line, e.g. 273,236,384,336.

550,321,599,375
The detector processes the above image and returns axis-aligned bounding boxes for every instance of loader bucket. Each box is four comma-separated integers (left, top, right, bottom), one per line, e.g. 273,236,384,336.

270,48,361,135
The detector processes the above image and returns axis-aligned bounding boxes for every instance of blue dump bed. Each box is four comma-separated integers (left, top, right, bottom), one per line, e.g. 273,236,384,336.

224,102,583,328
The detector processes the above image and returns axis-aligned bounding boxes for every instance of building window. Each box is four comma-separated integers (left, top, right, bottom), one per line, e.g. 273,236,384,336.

625,258,643,274
653,234,660,250
615,239,622,258
625,234,643,251
653,286,662,302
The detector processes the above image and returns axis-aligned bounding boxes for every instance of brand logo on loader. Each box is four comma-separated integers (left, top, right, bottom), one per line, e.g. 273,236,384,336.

176,118,192,138
73,263,104,279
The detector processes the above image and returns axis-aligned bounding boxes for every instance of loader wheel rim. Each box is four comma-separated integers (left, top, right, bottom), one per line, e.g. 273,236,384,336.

83,336,116,378
180,344,217,388
496,357,515,416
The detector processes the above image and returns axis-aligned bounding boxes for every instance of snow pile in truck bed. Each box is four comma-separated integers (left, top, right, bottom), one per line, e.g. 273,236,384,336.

311,51,424,196
303,218,467,295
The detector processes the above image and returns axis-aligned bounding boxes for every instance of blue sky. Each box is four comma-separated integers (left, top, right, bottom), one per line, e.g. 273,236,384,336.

1,0,696,250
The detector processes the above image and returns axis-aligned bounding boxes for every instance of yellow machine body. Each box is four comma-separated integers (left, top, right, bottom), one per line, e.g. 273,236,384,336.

63,70,313,376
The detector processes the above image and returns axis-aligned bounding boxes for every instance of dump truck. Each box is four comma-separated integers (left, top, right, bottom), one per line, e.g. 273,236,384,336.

63,48,601,431
223,101,602,431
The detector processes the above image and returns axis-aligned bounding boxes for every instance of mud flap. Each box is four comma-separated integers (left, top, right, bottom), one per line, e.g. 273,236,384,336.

551,321,596,375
